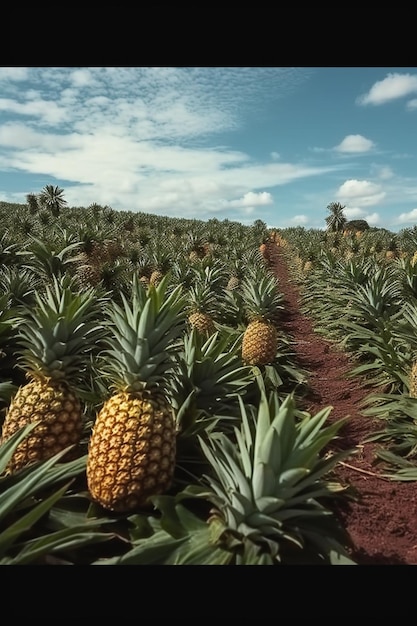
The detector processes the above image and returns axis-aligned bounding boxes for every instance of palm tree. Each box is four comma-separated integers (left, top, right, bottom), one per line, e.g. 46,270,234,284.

325,202,347,233
38,185,67,218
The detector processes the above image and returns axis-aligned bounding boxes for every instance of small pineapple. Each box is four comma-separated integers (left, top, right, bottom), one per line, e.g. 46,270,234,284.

385,237,398,261
225,257,245,291
86,274,187,513
240,273,283,365
0,276,103,473
149,247,173,287
186,233,207,263
187,281,217,337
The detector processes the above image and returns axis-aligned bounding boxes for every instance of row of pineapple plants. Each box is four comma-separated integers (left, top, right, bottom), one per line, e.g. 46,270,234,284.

0,199,361,564
275,226,417,480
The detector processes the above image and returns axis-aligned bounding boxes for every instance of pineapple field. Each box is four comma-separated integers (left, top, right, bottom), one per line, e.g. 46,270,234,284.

1,193,417,565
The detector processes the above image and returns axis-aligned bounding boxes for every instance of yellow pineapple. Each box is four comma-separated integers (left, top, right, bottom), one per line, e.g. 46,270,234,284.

0,276,101,473
240,273,283,365
86,274,187,513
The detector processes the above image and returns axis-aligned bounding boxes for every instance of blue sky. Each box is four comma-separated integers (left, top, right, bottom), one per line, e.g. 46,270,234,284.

0,66,416,232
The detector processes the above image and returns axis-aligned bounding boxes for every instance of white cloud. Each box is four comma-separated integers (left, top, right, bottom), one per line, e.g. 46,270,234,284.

0,99,67,125
290,214,308,225
69,68,97,88
344,207,365,219
343,206,380,225
397,208,417,224
375,165,394,180
335,134,375,153
357,72,417,106
228,191,273,208
364,212,380,226
336,179,386,207
406,98,417,111
0,67,29,81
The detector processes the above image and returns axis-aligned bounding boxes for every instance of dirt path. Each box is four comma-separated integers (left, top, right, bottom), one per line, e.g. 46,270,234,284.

267,241,417,565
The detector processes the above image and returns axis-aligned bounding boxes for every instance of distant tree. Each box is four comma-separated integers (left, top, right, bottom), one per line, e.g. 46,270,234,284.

38,185,67,218
325,202,347,232
346,219,370,232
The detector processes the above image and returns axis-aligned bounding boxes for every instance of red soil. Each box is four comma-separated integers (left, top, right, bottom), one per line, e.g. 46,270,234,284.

268,242,417,565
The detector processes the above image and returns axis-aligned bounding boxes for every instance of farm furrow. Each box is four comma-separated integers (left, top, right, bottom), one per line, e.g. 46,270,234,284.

268,241,417,565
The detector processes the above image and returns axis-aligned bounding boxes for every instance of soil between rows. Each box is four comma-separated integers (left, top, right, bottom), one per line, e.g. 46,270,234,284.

268,242,417,565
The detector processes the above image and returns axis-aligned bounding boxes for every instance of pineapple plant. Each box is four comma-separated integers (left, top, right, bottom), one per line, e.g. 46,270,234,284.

86,274,188,513
0,276,104,474
96,377,356,565
149,246,173,287
225,257,245,291
186,281,217,337
385,237,399,261
241,272,284,366
186,233,207,263
197,381,355,564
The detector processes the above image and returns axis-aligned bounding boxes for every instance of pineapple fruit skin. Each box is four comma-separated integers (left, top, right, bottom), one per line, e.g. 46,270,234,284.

87,390,176,513
242,319,277,365
188,311,215,336
1,379,82,473
409,361,417,398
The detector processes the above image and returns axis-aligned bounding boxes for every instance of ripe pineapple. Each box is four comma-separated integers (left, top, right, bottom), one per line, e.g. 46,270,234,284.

240,273,283,365
86,274,187,513
0,276,102,473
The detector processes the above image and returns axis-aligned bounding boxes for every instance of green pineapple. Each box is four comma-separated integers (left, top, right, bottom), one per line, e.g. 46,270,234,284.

0,276,103,473
86,274,187,513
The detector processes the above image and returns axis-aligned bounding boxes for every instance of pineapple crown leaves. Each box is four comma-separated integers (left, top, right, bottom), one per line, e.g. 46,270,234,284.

0,425,115,565
197,375,353,562
15,276,105,382
91,491,234,565
99,273,188,390
171,329,256,435
241,274,284,320
186,281,218,317
0,294,23,339
21,236,82,279
190,259,225,291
